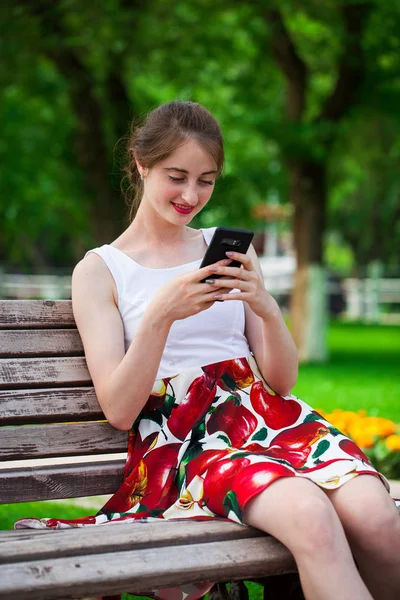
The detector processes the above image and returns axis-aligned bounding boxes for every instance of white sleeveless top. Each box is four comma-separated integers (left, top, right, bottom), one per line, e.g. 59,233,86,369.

86,227,251,379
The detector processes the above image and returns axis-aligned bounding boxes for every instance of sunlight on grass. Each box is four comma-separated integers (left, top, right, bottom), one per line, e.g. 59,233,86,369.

294,322,400,421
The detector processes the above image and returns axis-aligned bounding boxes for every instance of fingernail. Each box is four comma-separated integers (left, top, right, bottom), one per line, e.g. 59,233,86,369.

214,294,223,299
226,251,234,257
209,266,218,272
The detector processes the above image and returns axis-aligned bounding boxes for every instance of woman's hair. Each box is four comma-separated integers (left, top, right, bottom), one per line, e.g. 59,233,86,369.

123,101,224,221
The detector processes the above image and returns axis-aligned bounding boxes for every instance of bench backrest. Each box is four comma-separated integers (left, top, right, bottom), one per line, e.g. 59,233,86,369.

0,300,127,504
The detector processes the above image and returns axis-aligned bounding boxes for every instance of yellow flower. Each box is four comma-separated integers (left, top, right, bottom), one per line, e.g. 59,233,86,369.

349,430,375,449
314,408,398,450
385,434,400,451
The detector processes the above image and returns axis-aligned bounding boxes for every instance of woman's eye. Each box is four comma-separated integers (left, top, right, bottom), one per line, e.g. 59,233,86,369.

168,176,184,183
200,180,214,186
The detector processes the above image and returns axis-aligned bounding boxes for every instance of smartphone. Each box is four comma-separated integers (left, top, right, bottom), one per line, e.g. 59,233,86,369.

200,227,254,281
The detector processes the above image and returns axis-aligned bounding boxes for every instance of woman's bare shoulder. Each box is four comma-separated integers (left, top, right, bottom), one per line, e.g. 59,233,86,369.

72,252,116,303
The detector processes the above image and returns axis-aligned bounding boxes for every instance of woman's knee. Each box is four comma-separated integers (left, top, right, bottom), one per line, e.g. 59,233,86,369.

244,478,341,556
289,490,342,555
349,503,400,558
330,478,400,558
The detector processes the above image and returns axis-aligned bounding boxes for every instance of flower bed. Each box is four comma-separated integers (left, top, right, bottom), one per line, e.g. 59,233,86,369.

318,408,400,480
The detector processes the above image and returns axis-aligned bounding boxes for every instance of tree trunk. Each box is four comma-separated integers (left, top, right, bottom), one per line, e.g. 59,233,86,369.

289,161,328,362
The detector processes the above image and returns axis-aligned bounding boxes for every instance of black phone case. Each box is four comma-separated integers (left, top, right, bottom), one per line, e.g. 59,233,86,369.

200,227,254,281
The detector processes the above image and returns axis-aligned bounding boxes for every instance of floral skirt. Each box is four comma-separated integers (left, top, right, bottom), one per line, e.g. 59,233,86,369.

16,355,396,600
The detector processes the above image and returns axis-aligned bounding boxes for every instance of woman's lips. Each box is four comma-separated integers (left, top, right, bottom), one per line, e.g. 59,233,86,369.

172,202,194,214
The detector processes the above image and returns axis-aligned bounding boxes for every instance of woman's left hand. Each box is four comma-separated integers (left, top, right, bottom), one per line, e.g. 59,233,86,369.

208,251,276,318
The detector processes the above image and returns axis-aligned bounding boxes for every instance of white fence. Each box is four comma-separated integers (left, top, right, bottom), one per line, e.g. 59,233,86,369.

0,273,72,300
343,278,400,324
1,271,400,324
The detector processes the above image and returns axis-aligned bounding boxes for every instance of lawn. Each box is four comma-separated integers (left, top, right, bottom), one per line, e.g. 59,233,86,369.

294,321,400,421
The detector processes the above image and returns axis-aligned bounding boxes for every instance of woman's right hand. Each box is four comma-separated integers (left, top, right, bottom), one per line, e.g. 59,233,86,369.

149,258,232,324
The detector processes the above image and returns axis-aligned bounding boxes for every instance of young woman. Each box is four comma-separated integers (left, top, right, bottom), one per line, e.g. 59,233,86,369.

17,101,400,600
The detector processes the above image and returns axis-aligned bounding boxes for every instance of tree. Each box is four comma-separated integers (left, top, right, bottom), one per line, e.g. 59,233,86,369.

329,113,400,273
246,0,400,360
5,0,141,250
254,2,374,360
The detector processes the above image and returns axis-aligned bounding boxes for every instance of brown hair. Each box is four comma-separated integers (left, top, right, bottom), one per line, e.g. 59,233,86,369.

123,101,224,221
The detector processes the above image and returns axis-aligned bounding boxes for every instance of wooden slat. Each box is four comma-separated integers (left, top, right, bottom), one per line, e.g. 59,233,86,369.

0,459,125,503
0,520,265,562
0,422,128,460
0,387,102,425
0,300,75,329
0,330,84,357
0,536,296,600
0,357,91,388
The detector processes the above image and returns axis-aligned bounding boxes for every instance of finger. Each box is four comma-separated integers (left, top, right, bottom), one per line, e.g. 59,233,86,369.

197,259,232,282
209,278,250,291
213,291,245,301
207,265,249,280
225,251,253,270
202,284,232,297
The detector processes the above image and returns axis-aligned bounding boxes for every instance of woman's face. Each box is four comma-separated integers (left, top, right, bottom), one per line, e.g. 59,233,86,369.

139,138,218,225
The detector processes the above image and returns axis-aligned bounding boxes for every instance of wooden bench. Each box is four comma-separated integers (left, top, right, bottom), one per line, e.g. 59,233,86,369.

0,299,302,600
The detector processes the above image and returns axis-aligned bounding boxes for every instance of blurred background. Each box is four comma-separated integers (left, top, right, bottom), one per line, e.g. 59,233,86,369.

1,1,399,426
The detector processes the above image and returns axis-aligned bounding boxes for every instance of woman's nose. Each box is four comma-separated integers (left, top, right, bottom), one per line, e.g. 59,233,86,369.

181,185,198,205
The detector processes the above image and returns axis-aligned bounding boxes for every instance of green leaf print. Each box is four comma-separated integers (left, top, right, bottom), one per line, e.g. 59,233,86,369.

159,393,176,419
177,441,205,490
329,426,342,437
176,462,187,493
183,441,204,466
312,440,330,459
251,427,268,441
304,413,322,423
220,373,237,391
191,419,206,444
217,433,231,446
229,451,250,459
223,490,243,521
147,411,163,427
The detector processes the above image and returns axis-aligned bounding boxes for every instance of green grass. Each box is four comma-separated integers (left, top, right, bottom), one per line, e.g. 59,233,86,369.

293,321,400,422
0,499,99,530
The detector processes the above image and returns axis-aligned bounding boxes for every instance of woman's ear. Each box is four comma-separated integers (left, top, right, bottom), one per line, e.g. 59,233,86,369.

134,156,147,180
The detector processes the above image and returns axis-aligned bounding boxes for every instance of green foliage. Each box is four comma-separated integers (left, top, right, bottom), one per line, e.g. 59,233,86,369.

1,0,400,270
365,440,400,480
328,112,400,269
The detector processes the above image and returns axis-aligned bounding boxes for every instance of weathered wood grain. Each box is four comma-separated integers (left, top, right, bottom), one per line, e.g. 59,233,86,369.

0,357,91,388
0,536,297,600
0,329,84,357
0,520,265,562
0,387,102,424
0,300,74,329
0,459,125,503
0,422,128,460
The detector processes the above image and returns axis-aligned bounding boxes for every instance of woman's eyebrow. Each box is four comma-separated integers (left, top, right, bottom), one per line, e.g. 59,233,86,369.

164,167,218,175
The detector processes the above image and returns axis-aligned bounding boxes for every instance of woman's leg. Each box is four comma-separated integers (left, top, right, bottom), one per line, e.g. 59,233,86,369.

243,477,371,600
324,474,400,600
242,477,372,600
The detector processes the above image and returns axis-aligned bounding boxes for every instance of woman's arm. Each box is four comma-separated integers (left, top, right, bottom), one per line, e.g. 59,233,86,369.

243,246,298,395
207,245,298,396
72,253,230,430
72,254,172,430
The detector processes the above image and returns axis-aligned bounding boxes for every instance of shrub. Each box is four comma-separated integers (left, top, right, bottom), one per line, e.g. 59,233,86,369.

318,408,400,480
